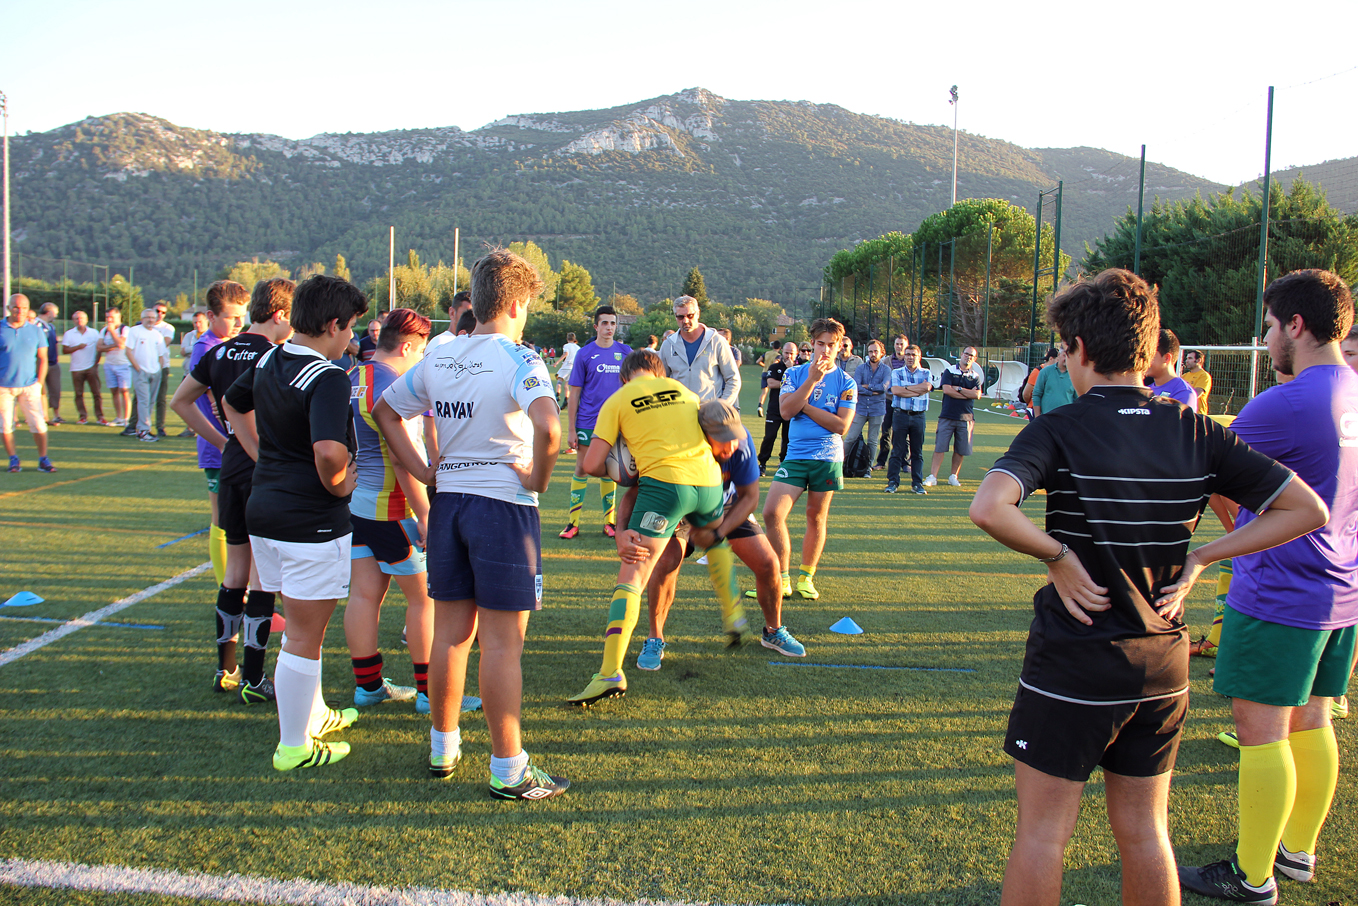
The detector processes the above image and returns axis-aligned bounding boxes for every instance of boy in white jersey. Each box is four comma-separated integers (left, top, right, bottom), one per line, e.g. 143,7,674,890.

374,248,569,799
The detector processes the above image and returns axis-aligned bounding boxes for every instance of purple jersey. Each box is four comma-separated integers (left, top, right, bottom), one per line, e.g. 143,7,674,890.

568,340,632,430
1229,364,1358,630
1149,375,1197,409
191,332,227,468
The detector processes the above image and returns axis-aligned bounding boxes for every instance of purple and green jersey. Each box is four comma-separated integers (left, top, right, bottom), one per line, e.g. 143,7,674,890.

568,340,632,430
191,331,227,469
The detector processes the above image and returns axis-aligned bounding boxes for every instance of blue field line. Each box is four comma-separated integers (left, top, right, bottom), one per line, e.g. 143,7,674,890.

0,615,164,630
769,661,975,673
156,527,209,548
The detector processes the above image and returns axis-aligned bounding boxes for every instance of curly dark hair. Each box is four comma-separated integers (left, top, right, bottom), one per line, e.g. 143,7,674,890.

1047,269,1159,375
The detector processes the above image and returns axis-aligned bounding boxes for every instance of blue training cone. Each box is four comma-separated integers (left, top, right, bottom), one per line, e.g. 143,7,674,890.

1,591,44,608
830,617,863,635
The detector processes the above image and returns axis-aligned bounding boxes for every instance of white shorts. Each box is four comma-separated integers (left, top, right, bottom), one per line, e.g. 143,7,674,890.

0,384,47,435
249,534,353,601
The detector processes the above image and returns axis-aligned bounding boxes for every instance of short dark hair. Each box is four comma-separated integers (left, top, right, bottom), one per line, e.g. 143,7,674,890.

291,275,369,337
205,280,249,316
377,308,432,351
470,249,543,323
455,310,478,335
593,305,617,324
1264,269,1354,344
808,317,846,344
1156,329,1181,360
1047,268,1159,376
620,348,665,382
249,277,295,323
1044,347,1061,361
566,332,576,342
439,289,471,315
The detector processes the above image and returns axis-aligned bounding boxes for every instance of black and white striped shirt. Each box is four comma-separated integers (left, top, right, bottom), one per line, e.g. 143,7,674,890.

992,385,1291,704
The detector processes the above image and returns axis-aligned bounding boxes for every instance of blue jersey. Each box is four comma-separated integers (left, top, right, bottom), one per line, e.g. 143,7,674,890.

780,362,857,462
568,340,631,430
720,429,760,506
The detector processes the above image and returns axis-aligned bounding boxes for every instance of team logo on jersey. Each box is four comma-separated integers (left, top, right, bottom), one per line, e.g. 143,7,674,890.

350,384,366,399
535,574,543,603
630,389,683,411
436,358,490,377
1118,407,1151,415
613,352,623,361
522,376,544,391
812,386,823,401
840,389,855,401
640,511,669,533
434,400,476,419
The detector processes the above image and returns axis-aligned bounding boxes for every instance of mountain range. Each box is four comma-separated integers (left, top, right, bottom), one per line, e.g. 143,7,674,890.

9,87,1353,309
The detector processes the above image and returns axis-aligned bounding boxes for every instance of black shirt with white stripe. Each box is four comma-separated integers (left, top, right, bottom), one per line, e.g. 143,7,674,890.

224,341,357,544
991,385,1291,703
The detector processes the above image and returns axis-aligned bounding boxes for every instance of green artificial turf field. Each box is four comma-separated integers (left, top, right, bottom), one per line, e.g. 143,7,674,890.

1,364,1353,905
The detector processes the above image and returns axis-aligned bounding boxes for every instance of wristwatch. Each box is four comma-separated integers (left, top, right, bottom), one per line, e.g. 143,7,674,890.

1037,543,1069,563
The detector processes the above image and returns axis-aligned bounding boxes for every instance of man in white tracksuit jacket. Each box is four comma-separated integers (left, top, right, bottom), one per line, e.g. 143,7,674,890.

658,295,741,407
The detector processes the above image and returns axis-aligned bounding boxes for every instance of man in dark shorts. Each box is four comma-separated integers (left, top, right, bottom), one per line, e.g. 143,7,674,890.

374,249,568,799
924,346,980,487
1179,269,1358,903
631,399,804,673
173,277,294,702
224,275,368,771
969,268,1326,906
757,342,796,474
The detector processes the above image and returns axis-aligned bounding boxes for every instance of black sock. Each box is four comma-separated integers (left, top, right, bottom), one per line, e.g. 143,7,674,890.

240,590,276,686
215,586,247,671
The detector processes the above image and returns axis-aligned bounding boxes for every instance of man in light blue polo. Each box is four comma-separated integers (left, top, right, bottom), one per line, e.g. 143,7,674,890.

884,345,931,494
1031,345,1076,417
0,295,56,473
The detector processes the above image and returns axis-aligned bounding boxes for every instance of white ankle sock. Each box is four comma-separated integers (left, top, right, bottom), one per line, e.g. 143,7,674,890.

490,749,530,784
275,650,320,748
431,726,461,759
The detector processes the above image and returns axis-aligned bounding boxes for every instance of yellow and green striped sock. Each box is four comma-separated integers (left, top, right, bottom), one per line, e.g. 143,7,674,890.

568,477,587,527
599,583,641,678
798,565,816,582
601,478,617,524
703,540,744,633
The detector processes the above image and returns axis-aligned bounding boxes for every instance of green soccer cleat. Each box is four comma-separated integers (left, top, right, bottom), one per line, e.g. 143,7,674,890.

311,707,359,738
489,762,570,801
1218,730,1240,750
273,740,350,771
567,672,626,706
794,576,820,600
429,746,462,779
213,666,242,693
745,579,792,600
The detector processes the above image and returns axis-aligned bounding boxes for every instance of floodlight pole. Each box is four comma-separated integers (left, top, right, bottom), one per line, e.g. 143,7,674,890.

388,226,396,310
452,227,460,294
2,90,10,304
949,85,959,208
1133,145,1146,275
1253,86,1274,342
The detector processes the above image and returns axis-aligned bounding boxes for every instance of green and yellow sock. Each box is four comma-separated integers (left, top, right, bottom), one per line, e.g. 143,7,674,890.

1280,724,1339,857
1236,738,1296,887
601,478,617,524
703,540,744,632
209,524,227,587
781,570,790,586
1209,558,1231,648
568,477,587,527
798,565,816,582
599,583,641,678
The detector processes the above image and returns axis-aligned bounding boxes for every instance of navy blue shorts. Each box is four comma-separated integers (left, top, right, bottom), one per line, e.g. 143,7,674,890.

350,515,427,576
426,492,543,611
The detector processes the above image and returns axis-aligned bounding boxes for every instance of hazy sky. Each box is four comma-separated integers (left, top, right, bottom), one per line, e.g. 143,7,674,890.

4,0,1355,186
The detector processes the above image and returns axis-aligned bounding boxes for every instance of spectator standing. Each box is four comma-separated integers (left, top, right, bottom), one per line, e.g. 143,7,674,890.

845,339,891,478
659,295,741,407
1182,348,1212,414
717,328,742,366
876,335,910,470
150,303,174,436
126,308,170,442
884,345,932,494
1031,345,1076,417
1146,329,1197,408
97,309,132,427
36,303,63,425
837,337,863,376
924,346,982,487
757,343,797,473
0,294,56,472
62,310,104,425
178,310,209,436
1022,347,1060,408
357,316,382,363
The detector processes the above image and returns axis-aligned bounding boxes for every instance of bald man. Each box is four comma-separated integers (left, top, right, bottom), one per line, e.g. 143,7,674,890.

0,295,56,472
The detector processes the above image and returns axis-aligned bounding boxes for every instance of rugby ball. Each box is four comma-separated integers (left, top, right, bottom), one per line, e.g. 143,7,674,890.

605,436,639,487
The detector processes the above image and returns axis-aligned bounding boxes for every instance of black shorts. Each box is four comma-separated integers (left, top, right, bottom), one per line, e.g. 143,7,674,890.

351,515,426,576
1003,685,1187,781
682,510,763,558
426,492,543,611
218,478,252,546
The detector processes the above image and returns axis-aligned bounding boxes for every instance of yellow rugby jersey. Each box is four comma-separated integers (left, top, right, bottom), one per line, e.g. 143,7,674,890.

594,376,721,487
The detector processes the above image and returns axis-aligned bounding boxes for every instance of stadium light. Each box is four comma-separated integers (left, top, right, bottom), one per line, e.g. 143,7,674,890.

949,85,959,208
2,90,9,303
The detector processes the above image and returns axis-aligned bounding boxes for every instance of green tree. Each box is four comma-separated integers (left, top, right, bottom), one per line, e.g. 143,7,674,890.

626,298,679,346
333,253,352,283
555,260,600,311
525,308,593,352
1084,179,1358,344
296,262,326,280
508,240,559,306
222,258,290,289
608,292,643,316
682,266,709,305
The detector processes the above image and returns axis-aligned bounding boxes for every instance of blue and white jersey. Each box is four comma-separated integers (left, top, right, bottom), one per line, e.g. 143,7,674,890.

719,429,760,506
780,362,857,462
383,332,557,506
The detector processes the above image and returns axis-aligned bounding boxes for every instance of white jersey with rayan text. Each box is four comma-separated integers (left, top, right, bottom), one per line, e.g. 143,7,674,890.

383,332,557,506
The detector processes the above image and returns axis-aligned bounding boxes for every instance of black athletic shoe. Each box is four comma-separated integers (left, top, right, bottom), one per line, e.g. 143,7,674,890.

1178,857,1277,904
489,763,570,801
239,676,276,705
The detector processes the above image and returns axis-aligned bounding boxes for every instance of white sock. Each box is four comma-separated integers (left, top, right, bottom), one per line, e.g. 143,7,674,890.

490,749,530,784
431,726,462,759
275,650,321,748
306,650,331,735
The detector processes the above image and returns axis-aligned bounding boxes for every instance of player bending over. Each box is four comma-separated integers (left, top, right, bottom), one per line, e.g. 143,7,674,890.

567,348,749,706
969,268,1325,906
632,398,806,672
374,248,568,799
224,275,369,771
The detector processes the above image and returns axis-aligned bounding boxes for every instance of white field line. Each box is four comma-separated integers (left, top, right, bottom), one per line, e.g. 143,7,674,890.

0,562,211,669
0,857,714,906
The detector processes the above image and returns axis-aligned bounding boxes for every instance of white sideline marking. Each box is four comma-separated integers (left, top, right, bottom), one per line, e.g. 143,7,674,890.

0,857,698,906
0,562,211,669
